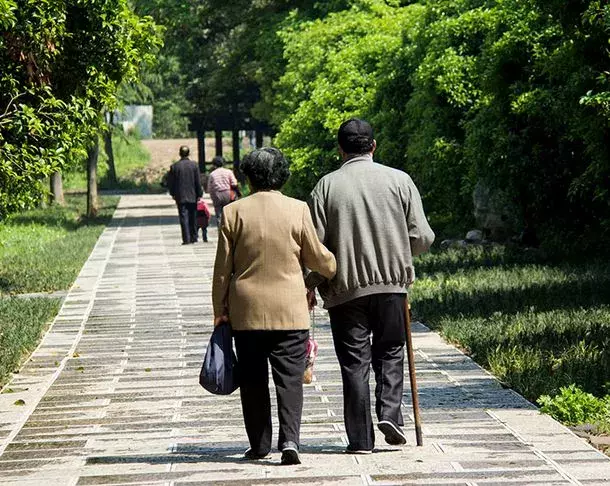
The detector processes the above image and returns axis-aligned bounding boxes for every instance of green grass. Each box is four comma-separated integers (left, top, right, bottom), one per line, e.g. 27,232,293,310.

0,298,61,388
64,133,155,192
411,246,610,403
0,194,119,294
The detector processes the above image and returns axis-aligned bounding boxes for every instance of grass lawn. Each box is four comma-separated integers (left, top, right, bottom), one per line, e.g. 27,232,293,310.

0,195,119,295
0,298,61,387
64,133,155,191
0,194,118,388
411,246,610,406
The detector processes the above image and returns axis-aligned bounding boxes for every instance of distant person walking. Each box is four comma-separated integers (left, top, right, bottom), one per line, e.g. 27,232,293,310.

207,156,239,225
167,146,203,245
213,148,336,465
307,118,435,453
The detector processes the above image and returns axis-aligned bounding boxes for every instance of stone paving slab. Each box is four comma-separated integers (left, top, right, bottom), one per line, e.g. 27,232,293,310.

1,193,610,486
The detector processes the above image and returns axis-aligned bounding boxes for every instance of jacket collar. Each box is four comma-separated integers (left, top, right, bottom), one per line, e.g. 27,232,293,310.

341,154,373,168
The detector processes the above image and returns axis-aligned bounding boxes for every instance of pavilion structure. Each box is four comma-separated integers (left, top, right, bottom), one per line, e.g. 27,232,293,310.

185,112,274,177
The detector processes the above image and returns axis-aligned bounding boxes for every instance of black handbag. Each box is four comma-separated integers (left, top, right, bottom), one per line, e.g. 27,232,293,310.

199,322,239,395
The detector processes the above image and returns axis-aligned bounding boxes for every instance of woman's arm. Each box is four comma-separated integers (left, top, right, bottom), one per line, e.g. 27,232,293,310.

212,213,233,324
300,204,336,280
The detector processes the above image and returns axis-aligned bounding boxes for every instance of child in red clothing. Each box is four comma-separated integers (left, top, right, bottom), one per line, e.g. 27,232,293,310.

196,198,211,242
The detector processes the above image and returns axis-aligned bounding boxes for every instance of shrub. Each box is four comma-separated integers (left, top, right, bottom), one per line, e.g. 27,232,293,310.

538,385,610,426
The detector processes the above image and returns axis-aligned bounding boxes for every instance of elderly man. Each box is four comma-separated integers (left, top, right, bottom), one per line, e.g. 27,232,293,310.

167,145,202,245
307,118,435,453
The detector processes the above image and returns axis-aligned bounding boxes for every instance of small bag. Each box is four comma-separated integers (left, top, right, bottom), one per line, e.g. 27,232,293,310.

303,309,319,384
199,322,239,395
196,199,209,216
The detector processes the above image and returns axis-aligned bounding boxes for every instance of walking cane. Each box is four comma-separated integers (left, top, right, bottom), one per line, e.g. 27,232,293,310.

405,295,423,446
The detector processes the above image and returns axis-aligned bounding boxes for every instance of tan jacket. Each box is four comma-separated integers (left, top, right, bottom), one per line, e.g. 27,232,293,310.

212,191,336,331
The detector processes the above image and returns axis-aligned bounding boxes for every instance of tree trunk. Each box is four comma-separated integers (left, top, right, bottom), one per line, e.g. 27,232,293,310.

87,138,99,218
49,172,65,206
104,112,118,185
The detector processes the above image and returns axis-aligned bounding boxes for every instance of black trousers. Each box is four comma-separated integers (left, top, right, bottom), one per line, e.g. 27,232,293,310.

177,202,197,244
233,330,308,454
328,293,406,450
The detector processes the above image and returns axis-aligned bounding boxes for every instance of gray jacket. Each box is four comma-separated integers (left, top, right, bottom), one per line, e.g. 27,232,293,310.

307,155,435,308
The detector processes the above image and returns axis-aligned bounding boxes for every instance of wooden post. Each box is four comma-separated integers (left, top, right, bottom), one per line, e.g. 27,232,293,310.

197,130,206,173
87,138,99,218
232,129,245,182
103,112,117,185
405,296,423,446
232,129,240,165
215,129,223,156
255,130,263,149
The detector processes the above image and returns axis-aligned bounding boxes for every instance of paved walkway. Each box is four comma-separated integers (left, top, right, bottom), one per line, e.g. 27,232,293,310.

1,194,609,486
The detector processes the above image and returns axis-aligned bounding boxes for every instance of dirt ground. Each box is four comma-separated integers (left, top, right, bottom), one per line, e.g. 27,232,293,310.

138,137,241,185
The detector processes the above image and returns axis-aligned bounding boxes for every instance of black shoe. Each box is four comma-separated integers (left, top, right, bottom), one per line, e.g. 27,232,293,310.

378,420,407,445
280,441,301,465
345,445,373,454
244,448,269,460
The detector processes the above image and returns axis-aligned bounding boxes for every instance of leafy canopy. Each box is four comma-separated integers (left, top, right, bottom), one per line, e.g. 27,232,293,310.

0,0,162,217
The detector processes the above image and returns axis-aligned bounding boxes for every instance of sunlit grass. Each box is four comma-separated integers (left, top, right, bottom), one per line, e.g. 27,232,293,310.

411,247,610,402
0,194,119,294
0,298,61,388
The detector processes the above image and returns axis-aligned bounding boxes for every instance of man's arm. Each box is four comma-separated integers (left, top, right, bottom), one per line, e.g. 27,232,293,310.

194,164,203,199
167,166,175,198
405,176,435,256
301,204,336,280
307,187,327,243
304,187,329,289
229,170,238,188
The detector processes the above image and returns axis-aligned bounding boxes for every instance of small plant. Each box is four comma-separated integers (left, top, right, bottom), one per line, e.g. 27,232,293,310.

538,385,609,426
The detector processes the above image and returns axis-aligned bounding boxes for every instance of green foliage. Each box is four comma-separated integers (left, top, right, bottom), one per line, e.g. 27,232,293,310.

0,0,162,217
119,53,191,138
257,0,609,248
132,1,356,138
411,247,610,401
538,385,610,426
270,1,423,198
372,0,610,247
0,297,61,388
64,133,152,191
0,194,119,294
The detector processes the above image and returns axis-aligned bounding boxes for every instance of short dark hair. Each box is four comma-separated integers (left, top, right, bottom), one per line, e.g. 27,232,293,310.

337,118,374,155
241,148,290,191
179,145,190,158
212,156,225,168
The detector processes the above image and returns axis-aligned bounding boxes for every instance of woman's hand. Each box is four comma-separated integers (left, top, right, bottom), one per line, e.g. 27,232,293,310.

214,314,229,327
306,289,317,311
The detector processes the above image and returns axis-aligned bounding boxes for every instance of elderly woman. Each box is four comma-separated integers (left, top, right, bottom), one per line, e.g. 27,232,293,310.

212,147,336,465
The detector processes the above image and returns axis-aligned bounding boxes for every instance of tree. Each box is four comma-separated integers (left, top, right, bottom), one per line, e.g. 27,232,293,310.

129,0,355,137
372,0,610,247
266,1,422,198
0,0,162,218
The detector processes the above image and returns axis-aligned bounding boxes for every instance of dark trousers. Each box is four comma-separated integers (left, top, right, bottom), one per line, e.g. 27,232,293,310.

233,330,308,454
197,213,209,242
177,202,197,244
329,293,406,450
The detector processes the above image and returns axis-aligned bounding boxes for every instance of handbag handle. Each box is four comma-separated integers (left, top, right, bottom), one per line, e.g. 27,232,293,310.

310,307,315,341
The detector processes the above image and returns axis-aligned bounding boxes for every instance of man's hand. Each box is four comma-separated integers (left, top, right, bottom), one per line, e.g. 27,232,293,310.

306,289,317,311
214,314,229,327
